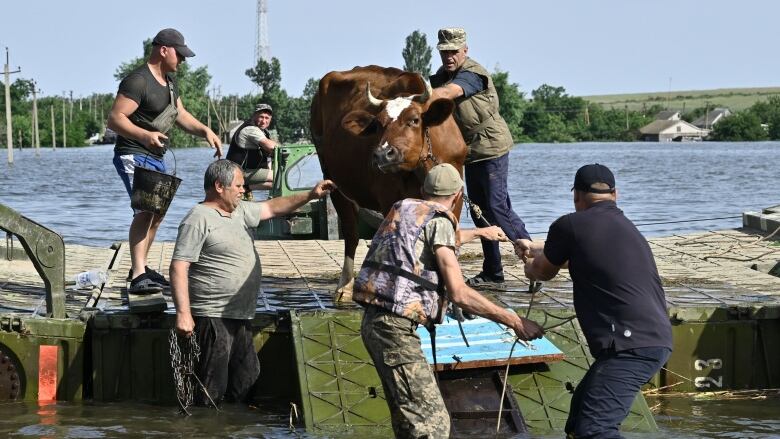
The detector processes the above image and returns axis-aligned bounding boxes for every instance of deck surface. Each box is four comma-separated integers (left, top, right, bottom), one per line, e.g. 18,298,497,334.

1,227,779,316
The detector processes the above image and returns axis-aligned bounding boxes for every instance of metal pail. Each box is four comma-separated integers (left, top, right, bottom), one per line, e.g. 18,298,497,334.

130,152,182,216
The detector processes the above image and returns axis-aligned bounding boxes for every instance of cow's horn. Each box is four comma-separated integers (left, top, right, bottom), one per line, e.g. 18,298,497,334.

366,83,384,107
411,77,433,103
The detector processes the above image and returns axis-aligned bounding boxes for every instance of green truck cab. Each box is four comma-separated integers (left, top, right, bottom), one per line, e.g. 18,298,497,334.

254,144,340,240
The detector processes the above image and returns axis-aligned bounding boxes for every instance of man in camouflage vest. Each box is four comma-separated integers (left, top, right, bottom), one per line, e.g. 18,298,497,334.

354,163,544,439
430,27,537,289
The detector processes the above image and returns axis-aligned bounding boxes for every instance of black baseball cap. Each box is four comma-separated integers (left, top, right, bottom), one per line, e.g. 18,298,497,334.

572,163,616,193
152,28,195,57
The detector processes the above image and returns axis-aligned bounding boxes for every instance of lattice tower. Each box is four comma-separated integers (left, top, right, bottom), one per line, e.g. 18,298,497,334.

255,0,271,65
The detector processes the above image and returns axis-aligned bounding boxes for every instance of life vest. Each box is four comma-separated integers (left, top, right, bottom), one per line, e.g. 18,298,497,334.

354,199,460,327
226,121,271,170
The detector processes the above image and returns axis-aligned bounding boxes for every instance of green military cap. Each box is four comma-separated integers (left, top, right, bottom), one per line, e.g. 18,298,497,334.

437,27,467,51
424,163,463,196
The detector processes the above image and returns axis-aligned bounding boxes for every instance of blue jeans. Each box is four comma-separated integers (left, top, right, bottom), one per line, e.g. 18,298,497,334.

113,153,168,198
565,346,671,438
464,153,530,278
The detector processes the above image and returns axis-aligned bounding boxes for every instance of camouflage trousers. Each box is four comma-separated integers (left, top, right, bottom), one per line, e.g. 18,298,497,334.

361,306,450,439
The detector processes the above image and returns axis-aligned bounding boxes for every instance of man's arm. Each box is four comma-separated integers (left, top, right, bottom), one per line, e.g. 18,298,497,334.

458,225,508,244
257,180,336,221
175,97,223,158
170,259,194,336
107,94,167,153
524,252,563,282
435,245,544,341
431,83,464,101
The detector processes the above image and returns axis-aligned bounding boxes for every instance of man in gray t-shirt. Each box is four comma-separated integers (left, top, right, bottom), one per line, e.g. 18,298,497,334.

170,159,334,405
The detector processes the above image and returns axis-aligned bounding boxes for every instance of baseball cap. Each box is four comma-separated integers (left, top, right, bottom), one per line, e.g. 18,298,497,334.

254,103,273,114
152,28,195,57
424,163,463,196
437,28,467,51
572,163,616,193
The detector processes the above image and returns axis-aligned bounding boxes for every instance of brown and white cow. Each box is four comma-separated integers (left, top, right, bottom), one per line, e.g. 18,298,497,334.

310,65,467,300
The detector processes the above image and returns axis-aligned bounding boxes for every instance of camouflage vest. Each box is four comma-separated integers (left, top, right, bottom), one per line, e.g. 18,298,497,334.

430,57,514,163
354,199,459,326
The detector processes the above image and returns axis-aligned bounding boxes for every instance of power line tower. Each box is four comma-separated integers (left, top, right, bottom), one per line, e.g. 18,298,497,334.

254,0,271,65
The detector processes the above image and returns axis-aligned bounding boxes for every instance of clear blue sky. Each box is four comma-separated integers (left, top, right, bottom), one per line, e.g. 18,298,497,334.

2,0,778,100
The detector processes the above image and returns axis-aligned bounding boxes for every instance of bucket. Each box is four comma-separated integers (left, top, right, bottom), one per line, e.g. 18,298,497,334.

130,151,182,216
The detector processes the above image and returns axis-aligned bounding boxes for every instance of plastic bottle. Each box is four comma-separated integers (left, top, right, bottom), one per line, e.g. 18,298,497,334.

74,270,109,289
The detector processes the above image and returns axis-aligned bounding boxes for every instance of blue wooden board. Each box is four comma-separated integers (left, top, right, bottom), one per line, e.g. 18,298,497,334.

417,313,564,370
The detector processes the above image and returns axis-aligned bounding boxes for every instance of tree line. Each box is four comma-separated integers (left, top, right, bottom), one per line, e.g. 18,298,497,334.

3,31,780,148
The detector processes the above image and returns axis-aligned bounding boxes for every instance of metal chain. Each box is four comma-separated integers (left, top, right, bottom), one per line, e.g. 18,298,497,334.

169,329,219,415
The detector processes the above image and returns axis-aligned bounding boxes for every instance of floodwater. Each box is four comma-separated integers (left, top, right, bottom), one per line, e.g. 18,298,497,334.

1,141,778,246
1,395,779,438
1,142,779,438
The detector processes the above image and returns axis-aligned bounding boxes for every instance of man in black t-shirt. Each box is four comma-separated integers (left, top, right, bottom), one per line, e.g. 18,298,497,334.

108,28,222,294
524,164,672,438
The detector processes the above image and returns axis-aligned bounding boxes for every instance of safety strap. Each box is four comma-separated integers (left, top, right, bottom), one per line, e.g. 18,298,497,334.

362,260,441,292
427,324,439,383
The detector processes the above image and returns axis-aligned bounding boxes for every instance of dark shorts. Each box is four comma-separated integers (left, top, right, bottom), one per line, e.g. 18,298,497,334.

565,346,671,438
194,317,261,406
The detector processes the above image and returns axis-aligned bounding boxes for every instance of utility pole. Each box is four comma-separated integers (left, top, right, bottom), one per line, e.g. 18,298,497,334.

625,105,629,130
50,105,56,149
62,94,67,148
31,80,40,155
68,90,73,123
4,47,22,163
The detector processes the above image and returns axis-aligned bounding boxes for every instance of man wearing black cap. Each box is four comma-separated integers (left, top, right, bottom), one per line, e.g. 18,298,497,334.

226,103,277,194
108,28,222,294
524,164,672,438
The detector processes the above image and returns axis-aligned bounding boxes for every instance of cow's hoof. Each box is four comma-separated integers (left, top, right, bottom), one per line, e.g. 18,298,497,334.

335,280,354,302
335,289,353,302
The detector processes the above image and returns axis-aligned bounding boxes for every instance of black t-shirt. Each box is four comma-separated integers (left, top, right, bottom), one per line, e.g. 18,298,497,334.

544,200,673,356
113,64,180,158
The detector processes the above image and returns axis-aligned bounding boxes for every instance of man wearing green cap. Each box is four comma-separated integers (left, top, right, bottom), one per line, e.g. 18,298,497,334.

430,27,534,289
226,103,277,194
354,163,544,438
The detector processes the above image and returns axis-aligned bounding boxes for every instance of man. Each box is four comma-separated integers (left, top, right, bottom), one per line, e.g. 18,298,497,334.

354,163,544,439
226,103,277,193
524,164,673,438
108,28,222,294
170,159,334,405
430,27,532,289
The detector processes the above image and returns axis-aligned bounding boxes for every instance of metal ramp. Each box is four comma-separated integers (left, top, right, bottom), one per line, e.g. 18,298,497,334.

290,308,659,436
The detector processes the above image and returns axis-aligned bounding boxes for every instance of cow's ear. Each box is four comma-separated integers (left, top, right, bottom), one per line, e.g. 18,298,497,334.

342,110,378,136
422,99,455,127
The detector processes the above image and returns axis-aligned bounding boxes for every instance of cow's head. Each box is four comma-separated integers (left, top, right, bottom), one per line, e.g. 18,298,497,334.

341,80,455,173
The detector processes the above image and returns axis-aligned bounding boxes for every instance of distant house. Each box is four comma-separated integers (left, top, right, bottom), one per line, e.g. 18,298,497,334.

655,110,681,121
639,119,709,142
692,108,732,129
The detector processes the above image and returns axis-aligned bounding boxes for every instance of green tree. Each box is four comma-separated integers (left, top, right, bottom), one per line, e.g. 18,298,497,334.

115,39,153,81
402,30,432,77
491,69,526,142
711,111,768,141
245,57,282,95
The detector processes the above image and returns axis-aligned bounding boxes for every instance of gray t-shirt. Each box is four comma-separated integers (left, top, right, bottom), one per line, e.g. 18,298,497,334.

172,201,263,320
228,124,267,150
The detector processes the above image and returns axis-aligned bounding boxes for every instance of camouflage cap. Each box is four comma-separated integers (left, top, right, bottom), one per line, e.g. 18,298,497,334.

437,27,467,51
254,103,273,114
424,163,463,196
